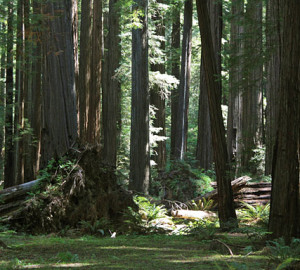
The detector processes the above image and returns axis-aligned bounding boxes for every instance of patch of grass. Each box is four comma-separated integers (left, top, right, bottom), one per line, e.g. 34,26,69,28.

0,231,274,269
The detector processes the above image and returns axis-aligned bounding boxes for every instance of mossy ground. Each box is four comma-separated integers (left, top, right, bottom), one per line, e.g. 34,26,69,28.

0,231,274,269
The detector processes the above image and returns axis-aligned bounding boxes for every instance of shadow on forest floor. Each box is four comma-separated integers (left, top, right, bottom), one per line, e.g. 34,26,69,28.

0,232,275,269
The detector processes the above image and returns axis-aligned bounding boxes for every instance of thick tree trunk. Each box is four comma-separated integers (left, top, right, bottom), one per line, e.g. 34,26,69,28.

87,0,102,144
150,2,166,171
265,0,281,175
0,23,5,180
170,7,180,160
129,0,150,194
102,0,122,167
40,0,78,167
269,0,300,241
239,0,263,174
196,0,237,229
78,0,92,143
4,1,15,188
196,0,221,170
174,0,192,161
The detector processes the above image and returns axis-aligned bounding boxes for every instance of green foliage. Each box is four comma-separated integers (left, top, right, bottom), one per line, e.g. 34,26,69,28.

189,219,218,240
125,196,169,233
238,203,270,226
79,218,110,236
266,238,300,265
188,198,215,211
55,251,79,263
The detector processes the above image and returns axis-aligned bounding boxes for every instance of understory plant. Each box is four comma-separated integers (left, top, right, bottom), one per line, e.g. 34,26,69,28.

238,202,270,226
125,196,170,233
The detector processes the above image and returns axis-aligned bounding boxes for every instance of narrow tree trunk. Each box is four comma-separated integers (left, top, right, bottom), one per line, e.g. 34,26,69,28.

174,0,192,161
0,23,5,181
78,0,92,143
23,0,34,183
129,0,150,194
269,0,300,241
196,0,221,170
40,0,78,167
227,0,244,165
31,0,42,178
170,7,180,160
196,0,237,229
4,1,15,188
150,2,166,171
102,0,121,167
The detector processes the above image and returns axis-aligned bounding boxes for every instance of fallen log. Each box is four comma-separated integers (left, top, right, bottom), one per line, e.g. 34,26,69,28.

0,179,41,204
171,209,217,220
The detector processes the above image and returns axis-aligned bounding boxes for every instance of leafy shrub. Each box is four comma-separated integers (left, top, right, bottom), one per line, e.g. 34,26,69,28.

238,203,270,226
55,251,79,263
79,218,110,236
125,196,169,233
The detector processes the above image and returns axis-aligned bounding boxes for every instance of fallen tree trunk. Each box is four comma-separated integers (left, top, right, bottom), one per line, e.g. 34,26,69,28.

171,209,216,220
0,179,41,204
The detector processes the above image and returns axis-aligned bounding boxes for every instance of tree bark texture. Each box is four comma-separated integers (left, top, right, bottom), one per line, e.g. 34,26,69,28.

40,0,78,168
174,0,192,161
86,0,102,144
240,0,263,173
129,0,150,194
150,1,166,171
227,0,244,165
265,0,281,175
196,0,222,170
170,6,180,160
14,0,24,185
269,0,300,241
102,0,121,167
0,23,5,179
4,1,15,188
78,0,92,143
196,0,237,229
31,0,42,178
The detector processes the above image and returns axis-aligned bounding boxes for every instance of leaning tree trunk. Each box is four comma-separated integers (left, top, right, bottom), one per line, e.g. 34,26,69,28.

129,0,150,194
196,0,237,229
196,0,221,170
269,0,300,241
174,0,192,161
40,0,78,168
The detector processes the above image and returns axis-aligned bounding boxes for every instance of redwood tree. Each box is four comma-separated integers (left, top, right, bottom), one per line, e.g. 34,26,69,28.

40,0,77,167
129,0,150,193
269,0,300,241
196,0,237,229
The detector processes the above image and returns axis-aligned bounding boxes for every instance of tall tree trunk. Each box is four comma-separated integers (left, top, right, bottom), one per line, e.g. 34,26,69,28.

265,0,281,175
227,0,244,166
14,0,24,184
87,0,102,144
150,1,166,171
0,23,5,181
196,0,221,170
4,0,15,188
31,0,42,178
170,6,180,160
196,0,237,229
269,0,300,241
40,0,78,167
78,0,92,144
23,0,34,183
174,0,192,161
129,0,150,194
239,0,263,174
102,0,121,167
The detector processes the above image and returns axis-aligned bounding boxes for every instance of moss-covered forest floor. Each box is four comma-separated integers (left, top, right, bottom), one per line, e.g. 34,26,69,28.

0,230,289,269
